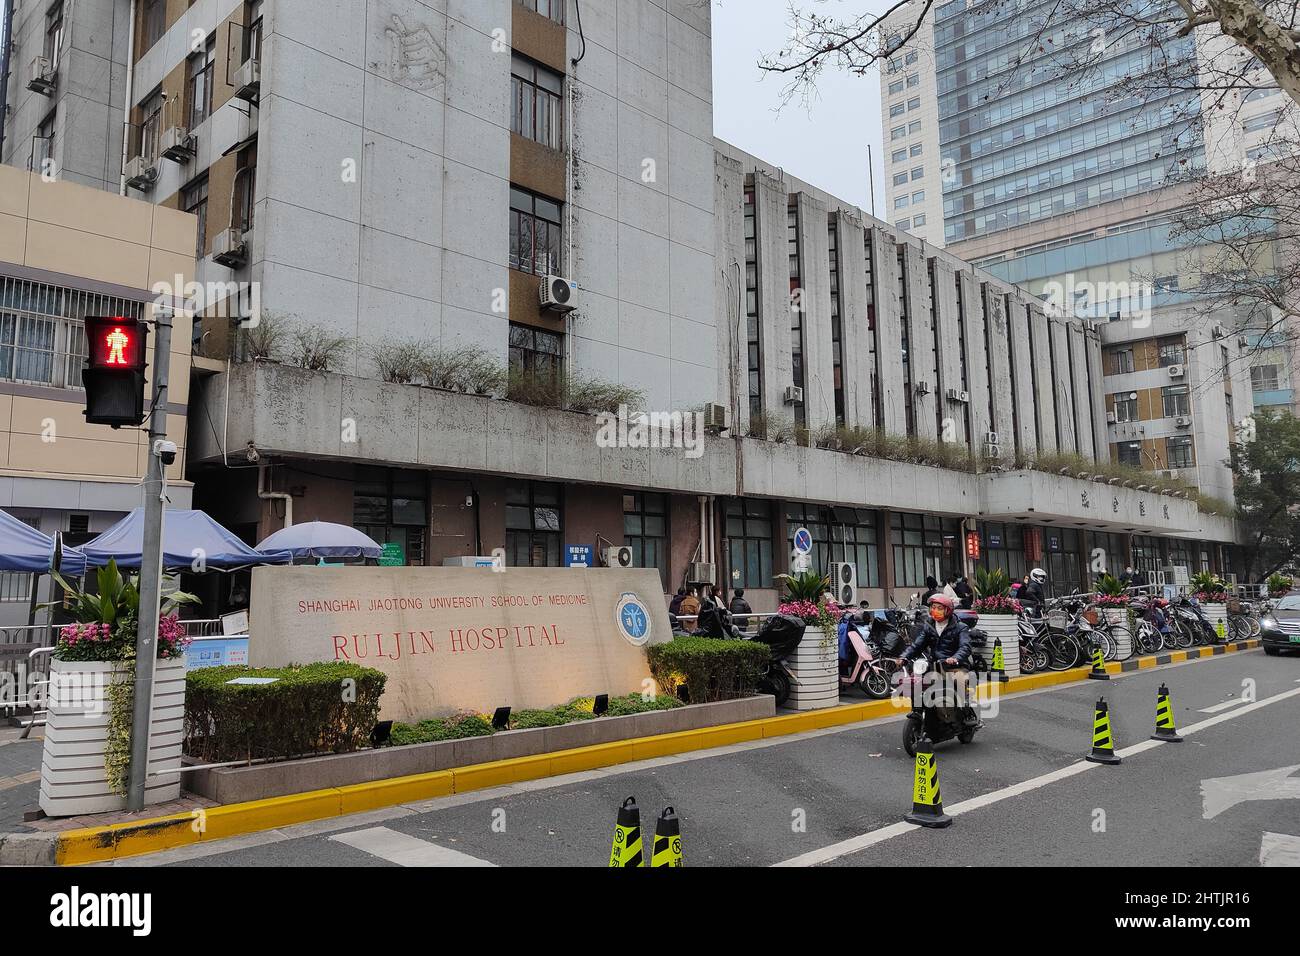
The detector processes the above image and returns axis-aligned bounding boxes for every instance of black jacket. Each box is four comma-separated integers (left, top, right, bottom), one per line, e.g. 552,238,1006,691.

728,596,753,617
953,580,974,609
1020,581,1046,612
901,616,973,667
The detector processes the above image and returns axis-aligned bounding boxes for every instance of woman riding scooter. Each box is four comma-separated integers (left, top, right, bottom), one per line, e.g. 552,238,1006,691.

897,593,981,730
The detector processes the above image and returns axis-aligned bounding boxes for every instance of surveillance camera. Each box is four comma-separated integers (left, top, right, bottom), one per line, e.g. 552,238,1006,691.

153,439,178,466
465,495,474,508
245,442,260,464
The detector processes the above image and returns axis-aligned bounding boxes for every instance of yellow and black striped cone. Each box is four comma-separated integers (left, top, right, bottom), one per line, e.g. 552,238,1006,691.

608,796,643,867
990,638,1009,683
1086,697,1122,765
1150,683,1184,742
1086,643,1110,680
1215,619,1226,643
651,806,684,867
904,739,953,828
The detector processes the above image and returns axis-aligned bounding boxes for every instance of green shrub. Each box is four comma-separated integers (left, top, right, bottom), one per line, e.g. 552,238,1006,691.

184,662,386,762
604,693,683,717
646,637,770,703
389,712,494,745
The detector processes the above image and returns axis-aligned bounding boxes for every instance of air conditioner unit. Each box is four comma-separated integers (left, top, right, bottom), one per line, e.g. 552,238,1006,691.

539,274,577,313
27,55,55,95
234,58,261,103
160,126,196,162
124,156,159,192
687,562,716,586
1174,415,1192,428
914,380,931,396
1167,364,1185,378
945,387,970,403
602,546,633,569
829,561,858,607
983,441,1002,460
212,228,248,268
783,385,804,405
702,403,729,432
1105,411,1117,424
985,430,1001,446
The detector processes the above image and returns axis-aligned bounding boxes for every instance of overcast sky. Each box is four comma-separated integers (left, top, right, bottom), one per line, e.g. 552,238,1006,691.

710,0,890,216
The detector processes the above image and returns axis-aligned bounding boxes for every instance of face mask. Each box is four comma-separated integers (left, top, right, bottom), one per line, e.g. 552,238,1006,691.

930,607,948,622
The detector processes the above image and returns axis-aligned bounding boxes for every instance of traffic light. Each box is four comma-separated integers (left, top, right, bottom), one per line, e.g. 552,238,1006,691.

82,316,148,428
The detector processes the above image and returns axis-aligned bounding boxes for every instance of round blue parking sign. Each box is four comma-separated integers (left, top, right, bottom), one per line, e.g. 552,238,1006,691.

615,592,652,646
793,527,813,555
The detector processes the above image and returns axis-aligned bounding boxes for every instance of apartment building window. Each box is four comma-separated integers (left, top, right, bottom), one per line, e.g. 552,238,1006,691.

33,112,55,173
509,187,562,275
139,91,163,162
182,178,209,259
895,218,910,229
624,493,668,590
911,190,925,204
893,172,908,186
0,277,140,389
1157,338,1186,367
891,148,907,163
1112,392,1137,423
243,0,264,63
1162,384,1190,418
1109,348,1134,374
511,54,563,150
907,97,920,111
891,125,907,141
906,73,920,88
829,216,844,424
1251,364,1280,391
911,166,924,180
188,38,215,130
517,0,565,24
233,142,257,233
889,80,904,94
508,323,562,395
1167,436,1194,469
354,468,427,566
1116,441,1143,468
726,499,773,591
890,103,905,118
912,213,926,226
744,182,762,417
141,0,166,52
45,3,64,72
908,120,921,134
788,201,805,426
505,482,561,567
910,144,923,157
892,512,960,588
894,196,909,210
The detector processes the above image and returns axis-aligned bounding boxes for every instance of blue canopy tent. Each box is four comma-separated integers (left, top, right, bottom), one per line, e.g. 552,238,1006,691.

256,521,383,561
81,509,291,571
0,507,87,576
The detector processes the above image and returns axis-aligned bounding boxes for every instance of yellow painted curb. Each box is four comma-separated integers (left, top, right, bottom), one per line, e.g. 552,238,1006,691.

53,639,1261,865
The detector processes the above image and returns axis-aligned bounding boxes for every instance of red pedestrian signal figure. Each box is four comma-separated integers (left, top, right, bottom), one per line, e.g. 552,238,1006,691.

105,326,130,366
83,316,148,427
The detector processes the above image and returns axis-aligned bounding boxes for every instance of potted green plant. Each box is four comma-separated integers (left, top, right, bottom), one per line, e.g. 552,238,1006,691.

1266,573,1292,598
971,567,1022,676
39,560,197,817
772,570,844,711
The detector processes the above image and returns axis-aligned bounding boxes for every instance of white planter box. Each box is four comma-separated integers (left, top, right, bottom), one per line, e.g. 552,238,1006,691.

1200,603,1228,640
786,625,838,711
1102,607,1134,659
974,616,1020,678
39,657,186,817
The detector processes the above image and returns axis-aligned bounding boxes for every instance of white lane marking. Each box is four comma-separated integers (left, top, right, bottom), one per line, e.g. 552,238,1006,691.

330,826,496,867
1198,698,1248,714
1200,765,1300,820
1260,832,1300,867
774,683,1300,867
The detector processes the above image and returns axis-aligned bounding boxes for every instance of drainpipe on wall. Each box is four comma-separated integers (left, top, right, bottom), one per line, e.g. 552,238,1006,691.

258,462,292,530
0,0,17,163
118,0,138,195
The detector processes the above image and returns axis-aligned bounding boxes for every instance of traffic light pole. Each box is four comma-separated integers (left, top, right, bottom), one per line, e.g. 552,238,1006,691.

127,306,172,811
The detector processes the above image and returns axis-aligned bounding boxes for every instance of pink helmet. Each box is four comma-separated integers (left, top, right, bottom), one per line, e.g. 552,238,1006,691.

928,593,956,611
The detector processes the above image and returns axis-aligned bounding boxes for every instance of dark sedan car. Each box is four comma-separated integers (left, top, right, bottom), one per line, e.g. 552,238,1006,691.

1261,595,1300,656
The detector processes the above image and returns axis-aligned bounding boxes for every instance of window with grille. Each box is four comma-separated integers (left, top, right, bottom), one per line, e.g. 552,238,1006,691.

1112,393,1137,423
353,468,427,566
1167,435,1194,469
1251,364,1280,391
182,178,209,260
1162,384,1190,418
0,277,142,388
508,323,562,393
188,38,215,129
509,187,562,275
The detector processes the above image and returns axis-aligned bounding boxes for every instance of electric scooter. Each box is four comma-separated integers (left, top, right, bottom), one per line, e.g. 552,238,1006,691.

895,652,982,757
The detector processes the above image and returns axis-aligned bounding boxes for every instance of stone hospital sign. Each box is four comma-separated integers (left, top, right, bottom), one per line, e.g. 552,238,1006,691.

249,566,670,721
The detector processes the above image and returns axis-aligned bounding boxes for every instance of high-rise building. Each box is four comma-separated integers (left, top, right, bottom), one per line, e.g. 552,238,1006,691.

1,0,1244,613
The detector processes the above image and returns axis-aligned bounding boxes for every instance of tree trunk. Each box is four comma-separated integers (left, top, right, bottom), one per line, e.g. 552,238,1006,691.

1211,0,1300,108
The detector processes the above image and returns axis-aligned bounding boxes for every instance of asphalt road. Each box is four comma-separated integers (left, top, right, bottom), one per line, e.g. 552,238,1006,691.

112,648,1300,867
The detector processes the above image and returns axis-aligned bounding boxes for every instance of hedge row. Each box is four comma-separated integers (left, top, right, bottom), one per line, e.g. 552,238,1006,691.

185,662,386,762
646,637,770,703
388,693,684,746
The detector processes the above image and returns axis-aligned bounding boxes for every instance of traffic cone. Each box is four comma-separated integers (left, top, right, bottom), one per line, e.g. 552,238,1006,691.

990,638,1009,682
904,739,953,828
1150,683,1184,742
1086,643,1109,680
651,806,684,867
608,796,643,867
1086,697,1122,765
1215,618,1226,643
